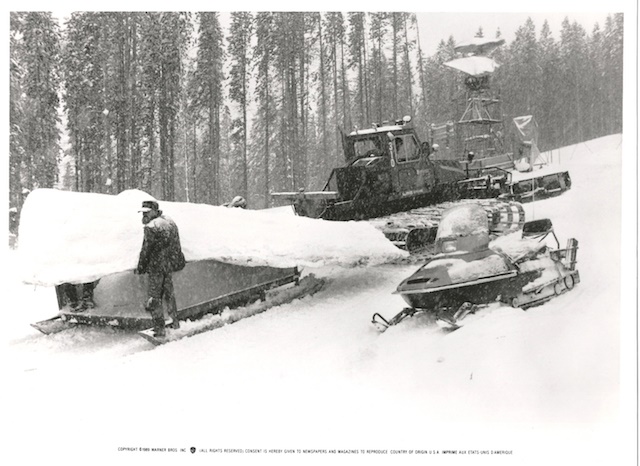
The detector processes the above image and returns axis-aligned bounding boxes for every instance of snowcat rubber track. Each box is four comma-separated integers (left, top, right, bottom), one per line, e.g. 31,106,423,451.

368,199,525,253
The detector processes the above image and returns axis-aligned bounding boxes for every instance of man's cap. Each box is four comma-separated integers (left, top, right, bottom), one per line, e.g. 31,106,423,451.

138,200,159,213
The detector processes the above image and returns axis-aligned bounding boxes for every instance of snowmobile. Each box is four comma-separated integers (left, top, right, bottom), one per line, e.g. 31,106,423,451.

371,203,580,332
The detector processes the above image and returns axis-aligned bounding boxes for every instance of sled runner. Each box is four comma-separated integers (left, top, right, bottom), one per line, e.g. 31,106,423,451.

137,274,324,346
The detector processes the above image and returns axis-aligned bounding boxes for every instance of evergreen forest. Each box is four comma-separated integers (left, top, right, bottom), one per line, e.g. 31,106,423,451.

9,11,624,212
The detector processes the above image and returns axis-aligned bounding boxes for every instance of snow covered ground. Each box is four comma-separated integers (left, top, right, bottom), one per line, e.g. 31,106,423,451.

3,134,637,466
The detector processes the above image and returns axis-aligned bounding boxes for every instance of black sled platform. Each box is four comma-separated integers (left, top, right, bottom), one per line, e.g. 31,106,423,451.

32,260,301,334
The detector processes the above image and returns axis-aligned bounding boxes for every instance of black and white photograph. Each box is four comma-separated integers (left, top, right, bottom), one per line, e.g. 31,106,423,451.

4,1,637,465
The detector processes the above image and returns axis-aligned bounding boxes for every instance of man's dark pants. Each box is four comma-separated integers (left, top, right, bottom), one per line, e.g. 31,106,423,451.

145,272,178,333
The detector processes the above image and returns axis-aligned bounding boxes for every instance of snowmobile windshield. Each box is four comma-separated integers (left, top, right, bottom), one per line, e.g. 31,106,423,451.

434,204,490,254
436,204,489,240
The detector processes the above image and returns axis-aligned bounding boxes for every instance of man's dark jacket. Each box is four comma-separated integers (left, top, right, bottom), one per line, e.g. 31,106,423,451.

136,215,186,274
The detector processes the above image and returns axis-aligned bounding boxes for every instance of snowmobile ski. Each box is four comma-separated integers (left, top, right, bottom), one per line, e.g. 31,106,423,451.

435,317,461,331
372,308,417,332
373,303,482,333
138,274,325,346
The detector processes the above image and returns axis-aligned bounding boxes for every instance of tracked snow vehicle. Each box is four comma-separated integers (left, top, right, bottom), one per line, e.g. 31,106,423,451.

273,115,471,221
272,116,523,252
434,37,572,204
372,203,580,332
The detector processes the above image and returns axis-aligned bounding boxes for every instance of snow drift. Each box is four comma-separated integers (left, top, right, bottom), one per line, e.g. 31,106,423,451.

17,188,407,286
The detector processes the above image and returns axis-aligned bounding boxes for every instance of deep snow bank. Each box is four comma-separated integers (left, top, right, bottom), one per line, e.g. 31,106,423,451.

17,189,407,286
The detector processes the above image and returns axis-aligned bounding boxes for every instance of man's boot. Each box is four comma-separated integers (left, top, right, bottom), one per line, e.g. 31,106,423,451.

146,298,165,337
152,315,166,338
169,317,180,330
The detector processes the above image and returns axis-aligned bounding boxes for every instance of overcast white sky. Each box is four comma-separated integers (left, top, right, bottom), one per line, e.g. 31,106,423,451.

47,2,621,57
414,11,613,56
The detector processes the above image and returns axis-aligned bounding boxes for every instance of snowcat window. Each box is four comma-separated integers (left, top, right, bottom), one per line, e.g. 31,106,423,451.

541,175,561,191
513,180,533,194
353,138,383,158
394,134,419,163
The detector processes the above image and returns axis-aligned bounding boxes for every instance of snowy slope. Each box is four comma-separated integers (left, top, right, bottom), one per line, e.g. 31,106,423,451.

3,134,636,466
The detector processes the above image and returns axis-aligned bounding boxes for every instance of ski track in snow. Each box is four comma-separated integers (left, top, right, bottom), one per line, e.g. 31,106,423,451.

4,134,631,464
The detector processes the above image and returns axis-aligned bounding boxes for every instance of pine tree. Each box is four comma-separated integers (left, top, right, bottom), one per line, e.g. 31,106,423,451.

537,20,563,150
413,14,429,133
347,12,369,128
369,12,388,122
18,12,62,192
586,22,606,140
559,18,589,145
193,12,225,204
9,12,26,210
400,13,415,119
505,18,541,119
324,12,347,161
252,12,276,207
603,13,623,134
228,12,254,201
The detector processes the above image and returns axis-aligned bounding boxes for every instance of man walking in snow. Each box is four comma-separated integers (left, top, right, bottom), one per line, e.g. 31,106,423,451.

135,200,186,337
